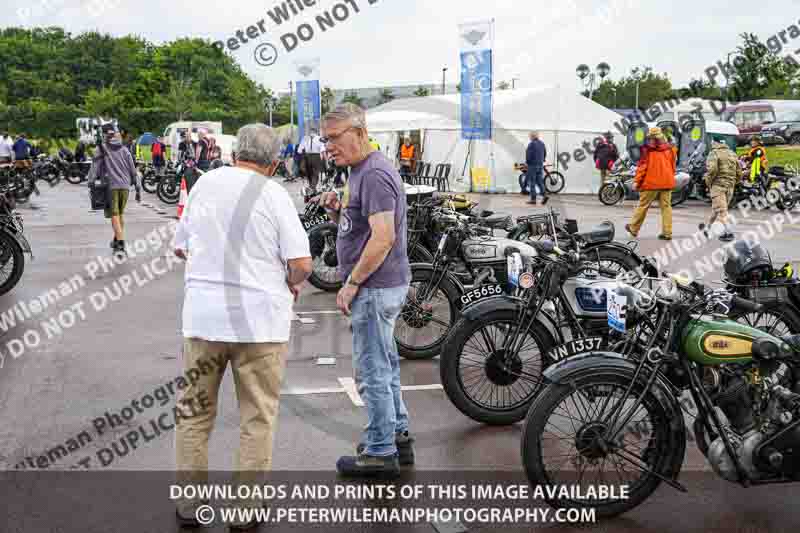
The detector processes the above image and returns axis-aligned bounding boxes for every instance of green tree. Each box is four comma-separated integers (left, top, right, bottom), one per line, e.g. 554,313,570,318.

321,86,335,114
82,86,123,117
342,91,364,107
413,86,430,97
726,32,794,101
378,88,395,104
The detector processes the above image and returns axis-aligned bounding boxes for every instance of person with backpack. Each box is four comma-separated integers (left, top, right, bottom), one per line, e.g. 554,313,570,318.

86,124,141,255
151,137,167,175
594,132,619,185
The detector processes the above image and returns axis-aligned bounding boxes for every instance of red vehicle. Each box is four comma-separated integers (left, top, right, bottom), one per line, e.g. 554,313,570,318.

722,102,777,146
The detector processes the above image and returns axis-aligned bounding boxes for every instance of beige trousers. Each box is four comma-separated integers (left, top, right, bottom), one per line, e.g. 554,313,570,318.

175,337,287,491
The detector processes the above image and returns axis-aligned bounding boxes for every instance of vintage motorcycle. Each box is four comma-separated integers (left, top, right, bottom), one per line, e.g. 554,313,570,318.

598,155,691,207
398,208,657,361
521,276,800,518
437,240,651,424
728,158,797,211
0,173,34,295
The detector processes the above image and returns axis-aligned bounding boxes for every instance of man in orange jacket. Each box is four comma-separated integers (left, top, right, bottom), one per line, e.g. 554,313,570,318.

399,137,415,179
625,127,677,241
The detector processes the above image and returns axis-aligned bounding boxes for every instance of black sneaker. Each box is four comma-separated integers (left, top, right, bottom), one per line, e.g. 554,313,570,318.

114,240,126,255
698,223,709,238
357,431,415,466
336,453,400,479
542,196,549,205
109,237,117,249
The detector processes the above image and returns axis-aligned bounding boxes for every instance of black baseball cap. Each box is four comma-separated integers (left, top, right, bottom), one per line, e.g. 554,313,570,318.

101,123,116,134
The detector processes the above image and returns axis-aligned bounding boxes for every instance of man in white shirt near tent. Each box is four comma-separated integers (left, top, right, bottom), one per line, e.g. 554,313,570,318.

173,123,311,530
299,128,325,191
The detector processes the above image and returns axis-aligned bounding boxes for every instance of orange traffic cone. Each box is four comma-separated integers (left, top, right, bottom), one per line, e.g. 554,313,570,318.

177,177,188,218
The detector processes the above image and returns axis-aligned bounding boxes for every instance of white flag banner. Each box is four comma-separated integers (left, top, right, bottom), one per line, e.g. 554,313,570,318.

458,20,494,52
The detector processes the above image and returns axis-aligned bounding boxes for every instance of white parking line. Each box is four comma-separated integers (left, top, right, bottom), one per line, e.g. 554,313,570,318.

338,377,364,406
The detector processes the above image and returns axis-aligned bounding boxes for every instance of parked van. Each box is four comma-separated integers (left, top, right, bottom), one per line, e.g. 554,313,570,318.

163,121,223,160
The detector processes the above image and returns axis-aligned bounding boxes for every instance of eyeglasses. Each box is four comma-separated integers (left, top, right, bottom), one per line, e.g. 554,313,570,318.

320,126,357,145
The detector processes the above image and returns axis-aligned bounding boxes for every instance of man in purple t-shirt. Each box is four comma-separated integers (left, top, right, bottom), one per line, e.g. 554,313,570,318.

318,103,412,479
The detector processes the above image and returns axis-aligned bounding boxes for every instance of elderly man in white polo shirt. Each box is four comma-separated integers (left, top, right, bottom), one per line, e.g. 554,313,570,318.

173,123,311,529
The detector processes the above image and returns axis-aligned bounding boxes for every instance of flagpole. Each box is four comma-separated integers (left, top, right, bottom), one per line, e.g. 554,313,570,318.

489,17,496,193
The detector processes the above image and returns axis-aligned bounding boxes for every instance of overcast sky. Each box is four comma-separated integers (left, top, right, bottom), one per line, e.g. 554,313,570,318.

5,0,798,95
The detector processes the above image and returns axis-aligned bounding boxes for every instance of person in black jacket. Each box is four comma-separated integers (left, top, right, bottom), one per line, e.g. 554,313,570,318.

526,131,548,205
594,132,619,185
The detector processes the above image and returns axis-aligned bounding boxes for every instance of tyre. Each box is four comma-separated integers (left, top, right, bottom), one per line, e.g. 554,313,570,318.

0,231,25,296
156,178,180,204
544,171,565,194
777,192,797,211
578,246,641,279
308,222,342,292
791,133,800,145
142,175,159,194
598,183,624,206
730,301,800,336
395,267,460,360
521,370,684,518
440,308,556,425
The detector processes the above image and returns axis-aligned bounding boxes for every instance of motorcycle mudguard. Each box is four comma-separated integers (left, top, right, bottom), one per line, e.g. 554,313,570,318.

543,351,685,427
0,220,33,259
580,242,655,274
461,295,562,342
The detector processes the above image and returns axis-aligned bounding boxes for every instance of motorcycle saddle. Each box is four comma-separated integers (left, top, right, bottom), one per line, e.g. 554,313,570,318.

575,221,615,244
476,211,512,229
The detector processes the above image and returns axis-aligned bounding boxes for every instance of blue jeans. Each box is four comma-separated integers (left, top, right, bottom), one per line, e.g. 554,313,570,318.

351,285,411,457
529,166,545,200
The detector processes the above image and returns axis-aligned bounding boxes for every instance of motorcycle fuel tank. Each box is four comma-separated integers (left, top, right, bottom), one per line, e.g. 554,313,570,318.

561,275,620,319
681,315,780,365
461,237,537,264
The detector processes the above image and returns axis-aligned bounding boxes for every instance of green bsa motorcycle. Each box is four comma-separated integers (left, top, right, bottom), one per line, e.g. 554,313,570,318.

521,275,800,518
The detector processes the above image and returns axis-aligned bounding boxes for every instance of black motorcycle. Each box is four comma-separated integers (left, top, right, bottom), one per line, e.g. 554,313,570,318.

729,158,797,211
520,277,800,518
0,177,33,295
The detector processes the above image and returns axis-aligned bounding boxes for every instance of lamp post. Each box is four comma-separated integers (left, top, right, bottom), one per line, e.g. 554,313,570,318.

289,81,294,141
442,67,448,95
577,62,610,100
264,96,276,127
511,77,520,89
612,88,617,108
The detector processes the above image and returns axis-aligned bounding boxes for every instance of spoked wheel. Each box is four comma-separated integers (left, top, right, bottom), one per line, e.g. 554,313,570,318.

577,247,641,281
157,177,180,204
521,372,683,518
777,192,797,211
545,171,565,194
598,183,624,206
395,267,459,360
0,231,25,296
440,309,556,425
307,222,342,292
730,302,800,335
142,174,159,194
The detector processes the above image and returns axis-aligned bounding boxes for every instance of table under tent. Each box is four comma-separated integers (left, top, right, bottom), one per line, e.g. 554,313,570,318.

365,86,628,194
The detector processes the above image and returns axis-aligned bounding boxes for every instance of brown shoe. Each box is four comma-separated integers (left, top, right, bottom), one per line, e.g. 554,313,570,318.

658,234,672,241
624,224,637,238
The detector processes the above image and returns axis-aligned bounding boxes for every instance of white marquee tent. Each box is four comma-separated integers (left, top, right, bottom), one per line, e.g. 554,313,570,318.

366,86,628,194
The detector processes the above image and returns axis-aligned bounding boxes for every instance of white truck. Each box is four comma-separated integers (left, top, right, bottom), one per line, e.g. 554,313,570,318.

77,117,118,145
162,121,223,161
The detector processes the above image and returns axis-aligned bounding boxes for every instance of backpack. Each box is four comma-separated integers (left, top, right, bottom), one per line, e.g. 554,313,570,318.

152,142,162,157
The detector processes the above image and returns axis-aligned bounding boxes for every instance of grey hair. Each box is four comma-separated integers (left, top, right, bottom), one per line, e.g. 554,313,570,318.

235,124,281,166
322,103,367,130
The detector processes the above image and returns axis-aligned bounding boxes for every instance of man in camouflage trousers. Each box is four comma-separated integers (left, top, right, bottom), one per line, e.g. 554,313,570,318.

698,138,742,242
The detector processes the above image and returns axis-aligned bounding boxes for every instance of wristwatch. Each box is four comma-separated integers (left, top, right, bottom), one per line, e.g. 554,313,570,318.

345,274,361,288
